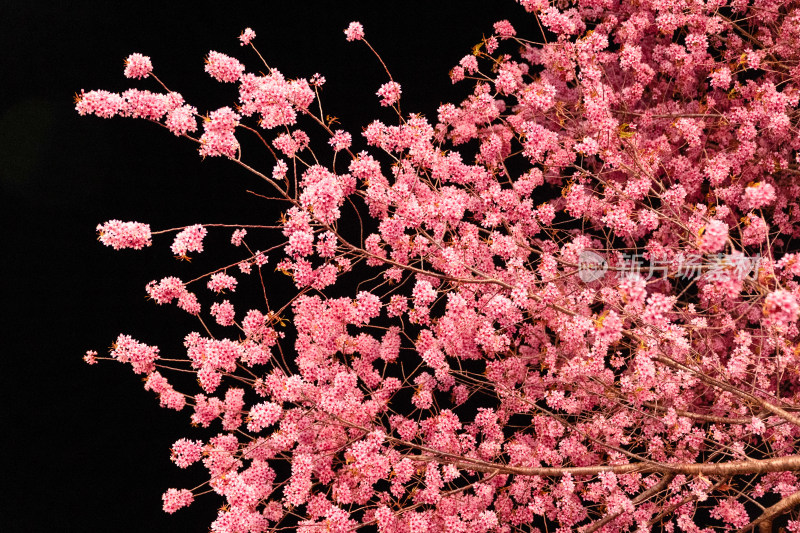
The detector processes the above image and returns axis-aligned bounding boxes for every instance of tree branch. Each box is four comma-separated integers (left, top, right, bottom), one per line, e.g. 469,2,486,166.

580,474,675,533
402,453,800,478
735,490,800,533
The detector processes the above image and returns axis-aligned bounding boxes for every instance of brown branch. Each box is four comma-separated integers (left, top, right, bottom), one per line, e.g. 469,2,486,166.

580,474,675,533
717,14,773,62
640,401,753,425
648,478,727,527
735,490,800,533
402,453,800,478
651,354,800,428
592,374,754,425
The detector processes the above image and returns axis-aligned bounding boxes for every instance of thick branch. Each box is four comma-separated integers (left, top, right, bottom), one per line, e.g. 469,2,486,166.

735,490,800,533
580,474,674,533
403,453,800,478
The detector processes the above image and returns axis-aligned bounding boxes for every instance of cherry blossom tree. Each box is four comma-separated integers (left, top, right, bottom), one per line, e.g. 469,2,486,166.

78,1,800,531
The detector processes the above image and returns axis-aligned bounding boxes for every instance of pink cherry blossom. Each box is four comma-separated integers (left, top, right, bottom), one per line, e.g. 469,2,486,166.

763,289,799,329
199,107,240,158
230,228,247,246
110,334,159,375
83,350,98,365
344,22,364,42
81,3,800,531
171,224,207,257
376,82,401,107
741,182,777,211
162,488,193,513
493,20,516,39
247,401,282,432
210,300,235,326
207,272,238,293
204,51,245,83
124,53,153,79
74,90,126,119
328,130,352,152
698,219,728,254
165,104,197,136
96,220,152,250
239,27,256,46
170,438,203,468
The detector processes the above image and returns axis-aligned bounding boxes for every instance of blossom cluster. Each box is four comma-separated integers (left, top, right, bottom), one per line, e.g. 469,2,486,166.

81,3,800,532
96,220,152,250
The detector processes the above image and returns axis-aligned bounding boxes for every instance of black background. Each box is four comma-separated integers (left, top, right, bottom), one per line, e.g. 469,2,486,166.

3,1,531,531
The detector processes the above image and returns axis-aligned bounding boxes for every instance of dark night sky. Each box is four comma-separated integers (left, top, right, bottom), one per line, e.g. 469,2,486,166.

3,2,530,531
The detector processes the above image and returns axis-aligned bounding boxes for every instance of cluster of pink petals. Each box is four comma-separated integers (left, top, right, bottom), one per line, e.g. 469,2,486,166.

165,104,197,136
741,182,777,211
763,289,800,328
210,300,235,326
75,89,184,121
199,107,240,158
76,88,198,139
239,27,256,46
344,22,364,42
273,130,310,158
170,438,203,468
79,4,800,531
493,20,516,38
122,89,181,120
145,276,201,315
110,334,159,375
697,219,728,254
238,71,315,130
75,89,126,119
299,165,355,224
328,129,352,152
376,81,401,107
162,488,194,514
207,272,238,293
146,276,186,304
246,401,282,432
204,51,245,83
309,73,326,87
230,228,247,246
123,53,153,79
171,224,208,257
144,371,185,410
96,220,152,250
